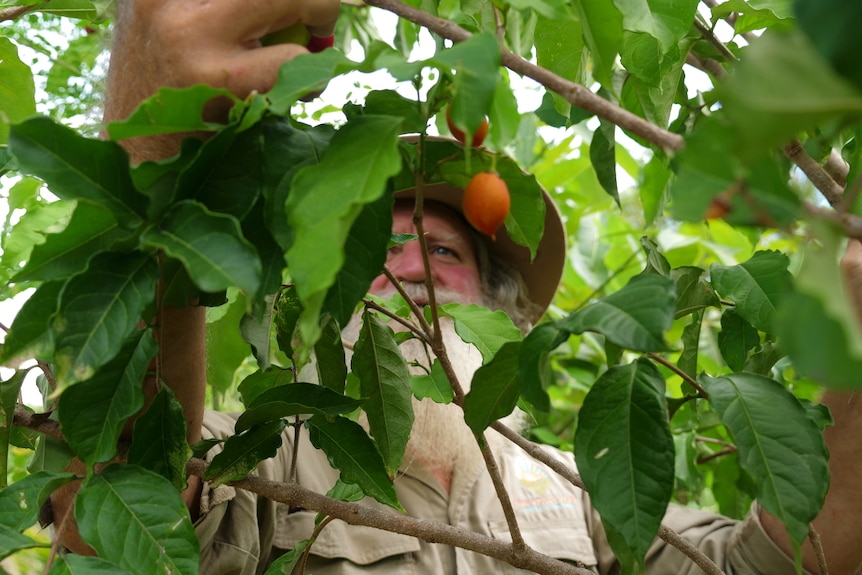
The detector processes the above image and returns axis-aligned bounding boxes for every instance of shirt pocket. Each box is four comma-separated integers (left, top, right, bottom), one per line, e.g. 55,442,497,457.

489,517,598,571
274,508,422,574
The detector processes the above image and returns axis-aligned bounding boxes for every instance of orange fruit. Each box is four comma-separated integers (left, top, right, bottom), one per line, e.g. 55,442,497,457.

446,104,489,147
462,172,510,238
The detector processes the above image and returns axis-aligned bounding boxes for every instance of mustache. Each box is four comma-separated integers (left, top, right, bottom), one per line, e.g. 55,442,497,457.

373,282,468,307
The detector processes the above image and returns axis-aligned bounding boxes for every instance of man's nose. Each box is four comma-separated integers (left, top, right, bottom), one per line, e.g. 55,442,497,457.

388,241,428,283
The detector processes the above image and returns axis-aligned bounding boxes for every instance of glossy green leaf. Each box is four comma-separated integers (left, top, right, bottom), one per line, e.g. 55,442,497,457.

204,419,286,487
106,86,236,140
127,387,191,491
0,280,61,368
560,274,675,351
141,200,261,296
267,50,357,114
286,116,402,351
710,250,792,333
313,315,348,394
351,311,413,476
274,285,303,362
575,359,673,574
439,303,521,363
323,188,392,328
0,524,40,558
262,541,310,575
52,251,158,389
518,322,569,412
590,117,618,203
47,554,133,575
718,309,760,372
77,464,199,575
672,266,721,318
238,367,296,408
411,359,454,404
677,313,701,379
436,33,500,137
305,415,403,511
14,202,132,282
639,237,671,276
0,37,36,146
701,373,829,546
464,341,522,438
235,383,362,432
0,470,75,531
9,117,145,228
57,329,156,465
504,0,575,20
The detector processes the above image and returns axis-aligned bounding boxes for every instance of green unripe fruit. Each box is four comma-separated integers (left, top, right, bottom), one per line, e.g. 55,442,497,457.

261,22,311,47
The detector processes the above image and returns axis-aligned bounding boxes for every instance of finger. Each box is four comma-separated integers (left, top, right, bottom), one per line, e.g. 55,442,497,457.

216,43,312,97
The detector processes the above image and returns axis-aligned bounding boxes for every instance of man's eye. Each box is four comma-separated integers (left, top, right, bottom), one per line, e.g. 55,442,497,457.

432,245,456,258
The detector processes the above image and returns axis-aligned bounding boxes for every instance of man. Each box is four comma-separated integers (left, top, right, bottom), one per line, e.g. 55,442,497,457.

64,1,862,573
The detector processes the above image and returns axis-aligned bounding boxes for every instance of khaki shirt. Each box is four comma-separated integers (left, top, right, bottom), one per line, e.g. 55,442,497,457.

196,411,803,575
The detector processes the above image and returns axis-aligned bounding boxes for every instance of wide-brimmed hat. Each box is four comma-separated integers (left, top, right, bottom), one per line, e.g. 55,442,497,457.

392,137,567,323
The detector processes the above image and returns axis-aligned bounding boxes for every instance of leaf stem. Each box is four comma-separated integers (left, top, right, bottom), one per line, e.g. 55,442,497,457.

809,523,829,575
647,353,709,399
362,299,430,343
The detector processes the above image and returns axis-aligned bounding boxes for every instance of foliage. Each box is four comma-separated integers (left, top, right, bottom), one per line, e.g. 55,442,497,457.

1,0,861,573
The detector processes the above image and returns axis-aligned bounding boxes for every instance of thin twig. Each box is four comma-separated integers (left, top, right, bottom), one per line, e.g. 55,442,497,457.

809,523,829,575
693,16,737,62
647,353,709,399
0,321,8,333
784,139,844,207
363,299,429,342
185,458,590,575
695,436,734,448
381,265,432,334
13,407,63,441
700,0,759,45
491,421,586,490
696,446,736,465
298,516,336,574
363,0,685,153
657,526,727,575
804,203,862,241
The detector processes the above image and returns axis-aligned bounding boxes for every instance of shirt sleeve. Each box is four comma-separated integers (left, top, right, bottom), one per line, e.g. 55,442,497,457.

194,411,289,575
585,497,813,575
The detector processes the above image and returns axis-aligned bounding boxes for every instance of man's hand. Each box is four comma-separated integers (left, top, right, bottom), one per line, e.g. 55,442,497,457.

105,0,340,155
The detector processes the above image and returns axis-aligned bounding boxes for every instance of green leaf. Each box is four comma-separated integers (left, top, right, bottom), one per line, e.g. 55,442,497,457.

503,0,576,20
351,311,413,476
710,250,792,333
439,303,521,363
274,285,303,362
305,415,403,511
672,266,721,318
140,200,261,296
106,86,237,140
720,29,862,156
573,0,623,86
313,315,348,394
287,116,402,351
677,313,701,379
52,251,158,389
575,359,673,574
14,202,133,282
0,471,75,531
262,540,310,575
700,373,829,547
127,387,191,491
0,524,40,558
238,368,296,408
0,280,62,366
411,360,454,404
590,117,618,203
9,117,145,228
518,322,569,412
205,290,252,395
344,89,426,134
204,419,286,487
560,274,676,351
57,329,156,465
612,0,699,50
47,554,133,575
718,309,760,372
235,383,362,432
795,0,862,91
0,37,36,146
434,33,501,137
639,237,671,276
267,50,357,114
463,341,522,438
77,464,199,575
323,189,393,328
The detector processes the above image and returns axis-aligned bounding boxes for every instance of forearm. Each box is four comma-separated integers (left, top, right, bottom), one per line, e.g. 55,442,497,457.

760,390,862,574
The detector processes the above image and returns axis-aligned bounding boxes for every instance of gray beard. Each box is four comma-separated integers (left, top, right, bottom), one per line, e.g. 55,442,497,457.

335,285,525,479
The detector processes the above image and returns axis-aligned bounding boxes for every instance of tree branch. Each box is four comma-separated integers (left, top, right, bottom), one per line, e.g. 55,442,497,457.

13,407,63,442
0,4,36,22
657,526,727,575
647,353,709,399
185,458,592,575
784,139,845,207
363,0,685,153
804,203,862,241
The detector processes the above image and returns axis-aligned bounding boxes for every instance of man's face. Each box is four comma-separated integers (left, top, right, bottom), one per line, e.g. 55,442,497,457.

369,201,483,304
